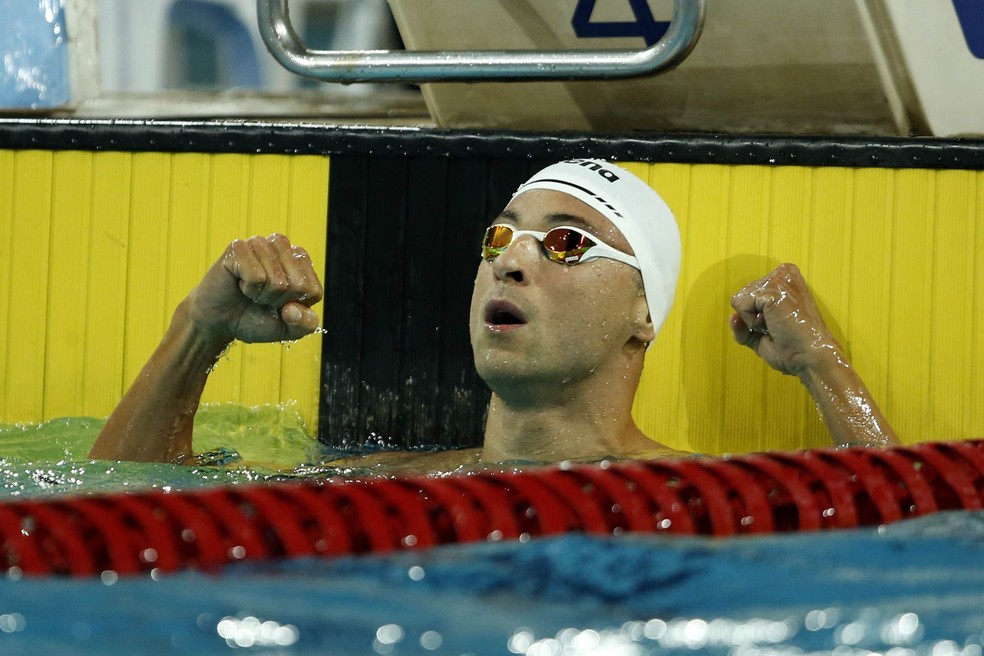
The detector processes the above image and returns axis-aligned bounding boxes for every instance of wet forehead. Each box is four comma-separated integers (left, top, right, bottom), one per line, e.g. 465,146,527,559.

497,189,631,252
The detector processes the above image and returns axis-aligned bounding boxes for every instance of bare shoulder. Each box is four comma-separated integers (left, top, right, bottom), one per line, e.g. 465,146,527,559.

310,447,484,475
622,429,693,460
627,446,694,459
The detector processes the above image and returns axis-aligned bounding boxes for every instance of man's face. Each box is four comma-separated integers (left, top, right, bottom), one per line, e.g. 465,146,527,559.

469,189,649,394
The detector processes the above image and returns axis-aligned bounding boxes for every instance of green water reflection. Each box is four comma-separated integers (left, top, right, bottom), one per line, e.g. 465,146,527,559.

0,404,323,499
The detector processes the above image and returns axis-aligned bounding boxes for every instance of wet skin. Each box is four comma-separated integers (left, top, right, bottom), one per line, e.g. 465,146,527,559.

469,190,674,462
469,189,653,407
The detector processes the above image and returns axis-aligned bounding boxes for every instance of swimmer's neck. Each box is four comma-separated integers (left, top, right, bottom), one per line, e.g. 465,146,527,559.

479,389,664,463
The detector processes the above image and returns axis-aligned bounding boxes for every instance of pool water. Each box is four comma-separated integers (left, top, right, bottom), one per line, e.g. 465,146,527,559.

0,511,982,655
0,404,401,498
1,408,983,655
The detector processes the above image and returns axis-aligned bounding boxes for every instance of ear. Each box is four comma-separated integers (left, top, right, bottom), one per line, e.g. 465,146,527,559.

632,295,656,344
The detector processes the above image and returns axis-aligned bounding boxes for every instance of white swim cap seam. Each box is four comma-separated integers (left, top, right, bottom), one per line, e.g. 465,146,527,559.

520,177,625,221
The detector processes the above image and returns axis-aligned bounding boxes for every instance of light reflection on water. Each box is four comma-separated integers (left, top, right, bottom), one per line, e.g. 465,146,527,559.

0,520,980,655
215,614,300,649
502,609,961,656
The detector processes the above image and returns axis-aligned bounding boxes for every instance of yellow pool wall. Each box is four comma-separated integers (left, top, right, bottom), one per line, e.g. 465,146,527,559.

0,150,329,435
631,162,984,454
2,150,982,455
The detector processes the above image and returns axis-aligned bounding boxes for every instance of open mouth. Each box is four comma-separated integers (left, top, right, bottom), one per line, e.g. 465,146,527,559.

484,300,527,329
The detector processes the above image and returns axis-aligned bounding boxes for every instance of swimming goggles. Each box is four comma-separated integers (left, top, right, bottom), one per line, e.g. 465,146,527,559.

482,224,639,268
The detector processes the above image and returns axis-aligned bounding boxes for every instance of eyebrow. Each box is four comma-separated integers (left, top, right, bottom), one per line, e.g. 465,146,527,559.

544,212,596,231
492,210,597,233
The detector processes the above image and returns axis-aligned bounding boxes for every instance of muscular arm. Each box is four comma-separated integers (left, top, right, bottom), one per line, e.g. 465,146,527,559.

730,264,899,448
88,234,323,463
88,301,227,463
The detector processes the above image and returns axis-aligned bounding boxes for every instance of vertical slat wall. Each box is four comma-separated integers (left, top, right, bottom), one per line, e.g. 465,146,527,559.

634,163,984,455
5,151,53,421
1,142,982,456
0,151,329,434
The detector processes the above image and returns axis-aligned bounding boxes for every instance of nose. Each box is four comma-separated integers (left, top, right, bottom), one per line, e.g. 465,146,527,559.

490,234,541,284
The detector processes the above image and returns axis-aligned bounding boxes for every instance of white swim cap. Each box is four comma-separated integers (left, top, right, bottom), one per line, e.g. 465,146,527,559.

512,159,681,339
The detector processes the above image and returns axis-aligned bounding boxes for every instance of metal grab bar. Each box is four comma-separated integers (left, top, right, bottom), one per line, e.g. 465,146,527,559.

256,0,705,83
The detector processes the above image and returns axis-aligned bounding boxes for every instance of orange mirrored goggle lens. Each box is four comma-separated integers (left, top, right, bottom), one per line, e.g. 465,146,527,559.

482,225,596,264
482,225,514,255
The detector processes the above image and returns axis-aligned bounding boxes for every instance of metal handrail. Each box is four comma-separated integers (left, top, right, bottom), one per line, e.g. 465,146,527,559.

256,0,705,83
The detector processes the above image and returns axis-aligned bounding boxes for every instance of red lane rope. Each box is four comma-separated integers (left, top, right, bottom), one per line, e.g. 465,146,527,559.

276,484,354,555
18,502,96,575
911,446,984,509
0,505,48,574
817,450,904,523
147,492,232,568
443,474,524,539
1,440,983,577
192,491,271,561
612,464,697,534
400,478,489,543
732,456,821,531
772,451,859,528
110,495,182,571
699,460,776,534
568,466,657,533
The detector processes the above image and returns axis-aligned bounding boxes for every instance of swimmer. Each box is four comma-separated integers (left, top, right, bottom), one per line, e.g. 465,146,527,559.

89,159,897,465
470,159,681,462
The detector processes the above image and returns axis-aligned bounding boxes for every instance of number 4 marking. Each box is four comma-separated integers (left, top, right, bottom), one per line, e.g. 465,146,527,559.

952,0,984,59
571,0,670,46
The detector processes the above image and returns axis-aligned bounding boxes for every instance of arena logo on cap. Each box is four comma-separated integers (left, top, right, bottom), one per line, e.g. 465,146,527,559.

567,158,621,183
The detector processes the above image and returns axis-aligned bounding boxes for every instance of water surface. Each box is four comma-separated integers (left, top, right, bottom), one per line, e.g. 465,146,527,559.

0,512,982,655
0,404,334,498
